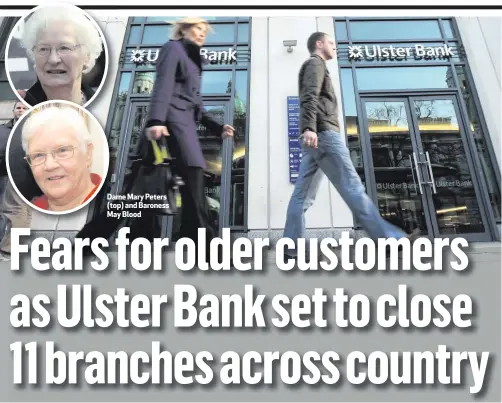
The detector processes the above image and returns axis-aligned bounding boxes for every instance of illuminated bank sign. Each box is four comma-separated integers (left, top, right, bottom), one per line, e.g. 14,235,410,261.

129,48,237,65
348,44,455,61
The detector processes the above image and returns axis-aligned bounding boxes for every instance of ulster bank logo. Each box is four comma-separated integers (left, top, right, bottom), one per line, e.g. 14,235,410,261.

130,48,237,65
348,46,364,60
347,44,455,61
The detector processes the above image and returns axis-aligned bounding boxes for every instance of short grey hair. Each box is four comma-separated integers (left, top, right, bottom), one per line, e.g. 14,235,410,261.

20,5,103,74
22,105,92,153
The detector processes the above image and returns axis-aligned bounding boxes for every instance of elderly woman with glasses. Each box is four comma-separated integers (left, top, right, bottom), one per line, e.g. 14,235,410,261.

19,5,103,106
21,106,101,212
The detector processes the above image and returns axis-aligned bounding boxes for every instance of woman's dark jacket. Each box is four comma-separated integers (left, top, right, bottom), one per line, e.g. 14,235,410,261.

143,38,224,169
23,80,95,106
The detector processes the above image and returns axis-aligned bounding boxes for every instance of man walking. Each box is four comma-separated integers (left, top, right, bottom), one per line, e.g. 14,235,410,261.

283,32,419,257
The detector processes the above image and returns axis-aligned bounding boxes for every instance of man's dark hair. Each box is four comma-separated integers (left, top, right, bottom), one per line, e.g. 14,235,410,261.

307,32,327,53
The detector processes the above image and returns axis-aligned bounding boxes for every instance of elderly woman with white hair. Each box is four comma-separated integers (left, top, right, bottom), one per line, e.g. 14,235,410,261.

21,105,101,212
19,5,104,106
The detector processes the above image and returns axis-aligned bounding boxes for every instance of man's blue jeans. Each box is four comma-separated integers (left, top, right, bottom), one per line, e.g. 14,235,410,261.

283,130,406,254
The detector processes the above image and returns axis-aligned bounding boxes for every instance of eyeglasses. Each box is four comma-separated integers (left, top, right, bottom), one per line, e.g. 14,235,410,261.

25,145,77,167
32,44,81,58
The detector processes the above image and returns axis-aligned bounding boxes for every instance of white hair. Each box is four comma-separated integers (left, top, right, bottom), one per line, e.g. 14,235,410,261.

22,105,92,153
20,5,103,74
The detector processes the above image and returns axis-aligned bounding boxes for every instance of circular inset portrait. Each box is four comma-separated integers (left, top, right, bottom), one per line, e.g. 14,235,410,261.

5,2,108,108
6,101,109,215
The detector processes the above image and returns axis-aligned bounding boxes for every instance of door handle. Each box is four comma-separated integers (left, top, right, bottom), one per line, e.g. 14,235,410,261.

425,151,438,194
408,155,418,195
412,152,424,194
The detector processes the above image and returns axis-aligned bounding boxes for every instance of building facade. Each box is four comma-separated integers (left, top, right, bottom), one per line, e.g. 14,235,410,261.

0,15,500,242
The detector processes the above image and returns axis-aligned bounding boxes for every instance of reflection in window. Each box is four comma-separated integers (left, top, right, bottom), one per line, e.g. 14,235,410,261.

364,100,426,233
356,66,455,90
350,20,442,41
201,70,233,94
340,68,364,171
456,66,501,221
414,99,485,234
142,25,170,45
132,71,156,95
109,72,132,162
231,70,248,227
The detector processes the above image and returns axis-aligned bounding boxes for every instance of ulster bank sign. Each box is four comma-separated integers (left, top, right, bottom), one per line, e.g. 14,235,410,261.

129,48,237,65
348,44,455,61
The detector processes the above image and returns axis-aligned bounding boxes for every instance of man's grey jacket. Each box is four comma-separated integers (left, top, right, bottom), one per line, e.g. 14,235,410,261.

299,54,340,135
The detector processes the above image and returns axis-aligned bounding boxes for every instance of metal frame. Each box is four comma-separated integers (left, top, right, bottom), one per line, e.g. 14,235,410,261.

334,16,501,237
89,16,252,234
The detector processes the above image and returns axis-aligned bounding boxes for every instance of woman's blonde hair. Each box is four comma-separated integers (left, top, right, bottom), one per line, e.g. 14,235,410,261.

170,17,213,40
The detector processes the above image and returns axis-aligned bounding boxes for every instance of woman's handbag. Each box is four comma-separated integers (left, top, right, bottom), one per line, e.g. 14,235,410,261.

125,137,184,216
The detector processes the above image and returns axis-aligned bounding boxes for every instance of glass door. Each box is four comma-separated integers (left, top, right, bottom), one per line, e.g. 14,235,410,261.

361,96,492,241
409,96,492,240
361,98,433,236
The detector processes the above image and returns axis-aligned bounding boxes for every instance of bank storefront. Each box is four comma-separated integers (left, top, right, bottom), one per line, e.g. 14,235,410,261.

0,15,500,242
334,17,500,241
90,17,251,240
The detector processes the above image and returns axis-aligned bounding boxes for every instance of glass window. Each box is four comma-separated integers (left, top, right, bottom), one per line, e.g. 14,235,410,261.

146,16,179,23
128,26,142,44
441,19,454,38
206,23,235,44
456,66,501,221
201,70,233,94
237,23,249,42
108,72,131,154
201,17,235,22
132,17,145,23
234,70,248,140
356,66,456,90
349,20,442,41
231,70,248,227
117,72,132,95
132,71,156,95
142,25,170,45
335,21,348,41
